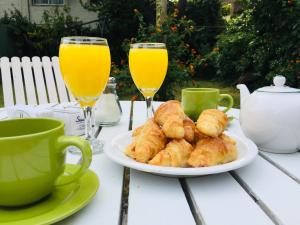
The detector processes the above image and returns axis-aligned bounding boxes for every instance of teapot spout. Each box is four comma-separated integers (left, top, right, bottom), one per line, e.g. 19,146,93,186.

236,84,250,106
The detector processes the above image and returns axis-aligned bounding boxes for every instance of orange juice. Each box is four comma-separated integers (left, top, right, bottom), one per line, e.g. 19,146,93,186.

59,44,110,106
129,48,168,97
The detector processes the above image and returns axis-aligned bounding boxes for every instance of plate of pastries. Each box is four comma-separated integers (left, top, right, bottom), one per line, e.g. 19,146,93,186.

106,100,258,177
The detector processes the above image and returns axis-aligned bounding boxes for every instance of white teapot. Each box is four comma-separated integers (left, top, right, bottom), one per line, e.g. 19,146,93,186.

237,75,300,153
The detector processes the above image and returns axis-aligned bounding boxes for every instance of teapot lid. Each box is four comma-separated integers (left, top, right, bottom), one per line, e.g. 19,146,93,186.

257,75,300,93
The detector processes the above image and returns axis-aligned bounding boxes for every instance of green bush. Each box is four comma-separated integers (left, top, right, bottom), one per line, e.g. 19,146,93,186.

114,10,202,100
211,0,300,89
177,0,225,54
221,3,232,17
80,0,156,63
0,7,99,57
0,9,36,56
31,7,97,56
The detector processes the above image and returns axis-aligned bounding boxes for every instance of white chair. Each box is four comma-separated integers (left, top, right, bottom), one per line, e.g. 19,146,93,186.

0,56,74,107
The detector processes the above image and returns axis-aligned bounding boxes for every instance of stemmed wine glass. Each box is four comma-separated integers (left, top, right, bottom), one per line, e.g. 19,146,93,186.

59,36,111,154
129,43,168,118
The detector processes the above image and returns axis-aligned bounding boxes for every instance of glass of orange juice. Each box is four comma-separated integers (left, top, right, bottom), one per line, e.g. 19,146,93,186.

129,43,168,118
59,37,111,154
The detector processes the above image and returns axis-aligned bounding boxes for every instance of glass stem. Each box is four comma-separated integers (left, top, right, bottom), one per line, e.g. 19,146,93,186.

83,106,94,140
145,96,154,118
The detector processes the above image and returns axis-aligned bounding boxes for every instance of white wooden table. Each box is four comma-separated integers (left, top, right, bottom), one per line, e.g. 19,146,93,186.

2,101,300,225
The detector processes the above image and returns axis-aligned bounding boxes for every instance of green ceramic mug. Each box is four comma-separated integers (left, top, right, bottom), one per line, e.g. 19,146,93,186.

182,88,234,121
0,118,92,206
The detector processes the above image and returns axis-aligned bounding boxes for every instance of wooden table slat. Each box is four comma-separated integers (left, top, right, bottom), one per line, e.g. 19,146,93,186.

260,151,300,183
185,108,274,225
235,156,300,225
127,101,196,225
223,109,300,225
57,101,131,225
186,173,274,225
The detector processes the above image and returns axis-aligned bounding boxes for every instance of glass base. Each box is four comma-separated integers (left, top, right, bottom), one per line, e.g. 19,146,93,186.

97,121,120,127
68,138,104,155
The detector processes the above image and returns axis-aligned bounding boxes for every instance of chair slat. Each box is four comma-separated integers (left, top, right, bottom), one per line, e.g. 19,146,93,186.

41,56,58,103
32,56,48,104
51,56,70,103
11,57,26,105
0,57,14,106
21,57,37,105
69,90,75,102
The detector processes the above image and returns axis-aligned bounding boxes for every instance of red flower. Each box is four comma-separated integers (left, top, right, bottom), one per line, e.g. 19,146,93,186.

131,95,138,101
170,25,177,32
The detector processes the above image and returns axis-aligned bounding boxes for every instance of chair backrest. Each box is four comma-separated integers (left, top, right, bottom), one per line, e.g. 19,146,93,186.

0,56,75,107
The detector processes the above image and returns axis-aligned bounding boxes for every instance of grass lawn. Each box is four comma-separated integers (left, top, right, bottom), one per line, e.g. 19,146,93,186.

0,80,240,108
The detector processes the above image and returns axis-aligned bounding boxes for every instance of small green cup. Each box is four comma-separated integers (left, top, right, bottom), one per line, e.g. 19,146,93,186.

182,88,234,121
0,118,92,206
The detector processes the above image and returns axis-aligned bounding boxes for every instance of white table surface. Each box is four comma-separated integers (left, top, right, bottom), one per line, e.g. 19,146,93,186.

1,101,300,225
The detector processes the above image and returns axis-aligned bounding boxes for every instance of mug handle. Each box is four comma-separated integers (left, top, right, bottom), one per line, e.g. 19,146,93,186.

55,136,92,186
219,94,234,113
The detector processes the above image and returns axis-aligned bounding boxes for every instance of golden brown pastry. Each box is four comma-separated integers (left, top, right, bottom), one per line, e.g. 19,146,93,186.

161,114,184,139
124,142,136,159
154,100,185,139
124,127,142,159
196,109,228,137
183,117,196,143
194,129,211,143
220,133,238,163
187,135,237,167
149,139,193,167
124,125,144,158
125,119,167,163
132,125,144,137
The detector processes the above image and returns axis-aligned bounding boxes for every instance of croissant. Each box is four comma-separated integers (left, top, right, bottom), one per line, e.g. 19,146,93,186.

125,119,167,163
221,134,238,163
124,126,142,159
124,142,136,159
161,114,184,139
196,109,228,137
187,134,237,167
183,117,196,143
132,125,143,137
154,100,185,139
149,139,193,167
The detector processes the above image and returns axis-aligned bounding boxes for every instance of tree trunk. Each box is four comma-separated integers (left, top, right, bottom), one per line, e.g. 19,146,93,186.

156,0,167,27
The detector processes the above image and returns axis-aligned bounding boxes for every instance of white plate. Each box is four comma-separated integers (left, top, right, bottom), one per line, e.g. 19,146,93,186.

106,131,258,177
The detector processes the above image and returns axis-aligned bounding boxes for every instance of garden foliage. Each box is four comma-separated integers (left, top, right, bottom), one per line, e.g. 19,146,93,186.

117,10,202,99
0,7,97,57
0,0,299,99
210,0,300,89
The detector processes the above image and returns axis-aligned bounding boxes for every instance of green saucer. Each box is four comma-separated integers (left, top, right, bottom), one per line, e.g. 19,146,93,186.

0,164,99,225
